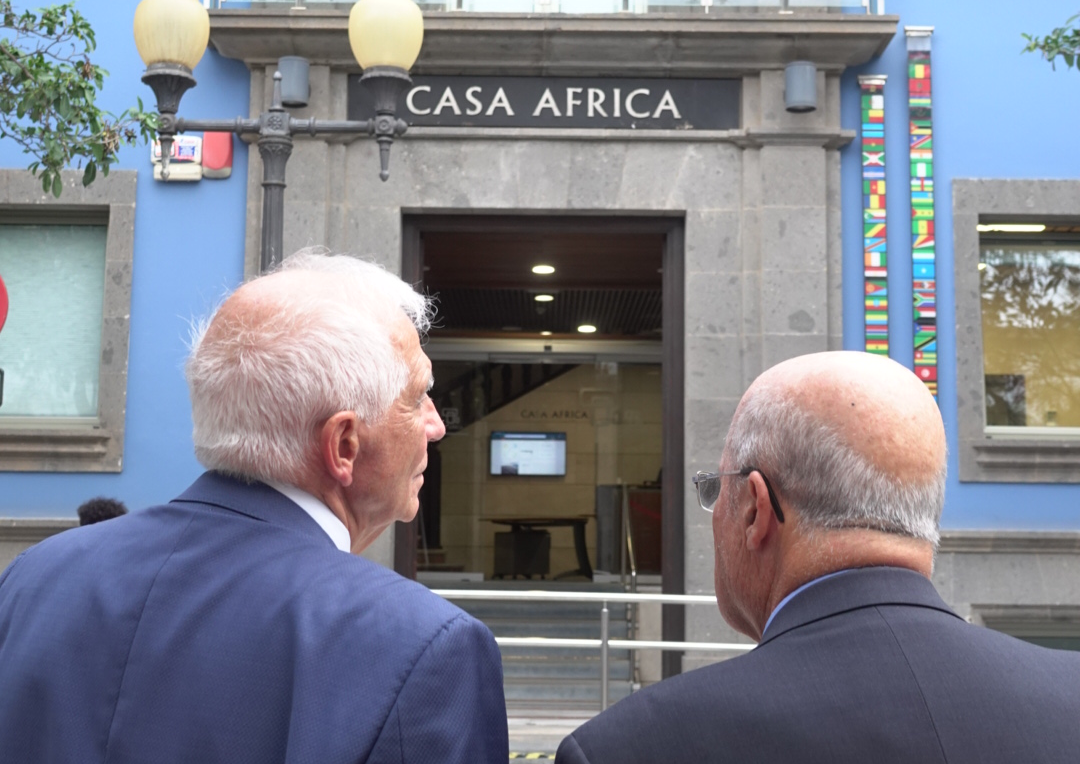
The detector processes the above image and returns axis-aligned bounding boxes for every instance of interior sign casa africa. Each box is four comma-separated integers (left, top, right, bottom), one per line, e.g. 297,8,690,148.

348,76,741,130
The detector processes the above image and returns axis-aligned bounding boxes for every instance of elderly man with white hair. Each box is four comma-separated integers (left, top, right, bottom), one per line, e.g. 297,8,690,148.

0,250,509,763
557,351,1080,764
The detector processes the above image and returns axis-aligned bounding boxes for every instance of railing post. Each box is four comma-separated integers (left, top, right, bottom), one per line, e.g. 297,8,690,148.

600,600,610,710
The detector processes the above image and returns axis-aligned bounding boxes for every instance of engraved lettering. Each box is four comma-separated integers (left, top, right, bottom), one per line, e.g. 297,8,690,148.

406,85,432,115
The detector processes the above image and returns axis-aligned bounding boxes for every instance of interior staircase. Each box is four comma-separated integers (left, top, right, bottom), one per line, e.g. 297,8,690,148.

431,361,577,434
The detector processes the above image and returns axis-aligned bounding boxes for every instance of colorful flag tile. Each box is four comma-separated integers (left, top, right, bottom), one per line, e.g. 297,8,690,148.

860,75,890,356
907,29,937,401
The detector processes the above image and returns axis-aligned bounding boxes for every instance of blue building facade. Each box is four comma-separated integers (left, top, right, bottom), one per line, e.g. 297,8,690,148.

841,0,1080,530
1,0,1077,662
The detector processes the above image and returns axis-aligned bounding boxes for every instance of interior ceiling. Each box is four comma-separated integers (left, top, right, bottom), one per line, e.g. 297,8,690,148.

422,230,664,337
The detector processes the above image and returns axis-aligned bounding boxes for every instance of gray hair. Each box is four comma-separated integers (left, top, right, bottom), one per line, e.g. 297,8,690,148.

724,385,945,546
185,248,434,485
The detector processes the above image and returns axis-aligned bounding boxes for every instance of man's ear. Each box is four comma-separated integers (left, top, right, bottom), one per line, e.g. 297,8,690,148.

743,471,779,551
319,411,361,488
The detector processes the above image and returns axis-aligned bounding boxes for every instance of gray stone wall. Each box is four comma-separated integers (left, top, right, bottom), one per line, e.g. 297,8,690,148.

240,68,848,645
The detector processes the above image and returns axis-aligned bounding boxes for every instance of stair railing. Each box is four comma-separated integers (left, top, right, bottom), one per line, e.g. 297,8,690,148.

619,485,639,596
432,589,754,711
619,486,640,685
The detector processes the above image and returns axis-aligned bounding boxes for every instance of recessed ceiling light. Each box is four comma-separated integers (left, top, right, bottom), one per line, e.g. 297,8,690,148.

532,264,555,275
577,324,597,334
540,331,553,336
976,224,1046,233
534,294,554,303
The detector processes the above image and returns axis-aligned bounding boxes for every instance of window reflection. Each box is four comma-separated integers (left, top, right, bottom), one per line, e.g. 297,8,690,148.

980,241,1080,429
0,225,107,418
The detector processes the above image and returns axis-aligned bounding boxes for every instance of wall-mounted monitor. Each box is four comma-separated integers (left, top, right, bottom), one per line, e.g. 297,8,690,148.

490,431,567,476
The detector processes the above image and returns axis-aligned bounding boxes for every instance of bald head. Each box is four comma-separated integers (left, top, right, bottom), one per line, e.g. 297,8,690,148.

723,351,946,545
748,352,945,484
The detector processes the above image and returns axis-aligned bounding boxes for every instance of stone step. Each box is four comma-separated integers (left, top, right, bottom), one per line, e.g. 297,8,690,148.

486,618,629,639
504,677,634,704
499,644,632,659
454,600,630,621
507,716,592,759
426,581,638,722
502,657,632,681
508,700,620,716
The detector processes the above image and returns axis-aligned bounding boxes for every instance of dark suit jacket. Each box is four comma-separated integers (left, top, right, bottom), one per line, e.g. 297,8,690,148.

0,472,508,763
557,566,1080,764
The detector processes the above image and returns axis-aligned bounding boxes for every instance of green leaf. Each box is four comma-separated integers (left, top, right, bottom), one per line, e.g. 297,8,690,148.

2,1,158,196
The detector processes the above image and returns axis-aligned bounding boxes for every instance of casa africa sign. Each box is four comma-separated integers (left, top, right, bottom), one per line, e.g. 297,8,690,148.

348,76,740,130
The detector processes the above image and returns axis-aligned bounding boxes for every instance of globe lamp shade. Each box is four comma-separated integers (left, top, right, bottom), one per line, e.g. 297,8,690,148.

133,0,210,72
348,0,424,71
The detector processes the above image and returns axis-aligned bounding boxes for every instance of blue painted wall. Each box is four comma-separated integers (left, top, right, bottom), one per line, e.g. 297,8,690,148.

0,0,249,515
841,0,1080,529
1,1,1078,529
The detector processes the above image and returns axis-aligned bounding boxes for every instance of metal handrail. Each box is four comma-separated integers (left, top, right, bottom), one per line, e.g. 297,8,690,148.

494,637,753,651
433,588,755,709
619,485,639,689
431,589,716,604
620,485,638,595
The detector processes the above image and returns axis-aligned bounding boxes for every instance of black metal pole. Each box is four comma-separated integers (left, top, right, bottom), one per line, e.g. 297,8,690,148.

257,74,293,272
143,63,412,273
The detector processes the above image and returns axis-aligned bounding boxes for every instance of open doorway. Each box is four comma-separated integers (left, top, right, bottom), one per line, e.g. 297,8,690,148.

399,215,686,674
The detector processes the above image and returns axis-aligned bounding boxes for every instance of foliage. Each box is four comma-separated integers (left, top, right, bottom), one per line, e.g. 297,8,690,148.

1022,13,1080,72
0,1,157,197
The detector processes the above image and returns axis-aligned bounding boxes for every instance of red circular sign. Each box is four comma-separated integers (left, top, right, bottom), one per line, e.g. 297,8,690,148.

0,274,7,335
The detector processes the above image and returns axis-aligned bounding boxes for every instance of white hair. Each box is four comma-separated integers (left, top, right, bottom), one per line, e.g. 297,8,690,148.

724,385,945,546
185,248,434,485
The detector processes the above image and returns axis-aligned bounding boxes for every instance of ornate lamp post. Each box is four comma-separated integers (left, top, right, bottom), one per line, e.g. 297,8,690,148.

133,0,423,272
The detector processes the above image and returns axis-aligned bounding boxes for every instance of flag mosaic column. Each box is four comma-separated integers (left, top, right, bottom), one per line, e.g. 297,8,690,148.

859,74,889,356
906,26,937,400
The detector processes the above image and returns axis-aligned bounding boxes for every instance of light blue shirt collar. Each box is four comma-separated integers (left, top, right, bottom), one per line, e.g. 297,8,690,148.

762,569,857,636
264,480,351,554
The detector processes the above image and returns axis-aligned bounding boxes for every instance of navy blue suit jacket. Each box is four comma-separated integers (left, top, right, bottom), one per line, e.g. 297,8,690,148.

0,472,508,763
557,567,1080,763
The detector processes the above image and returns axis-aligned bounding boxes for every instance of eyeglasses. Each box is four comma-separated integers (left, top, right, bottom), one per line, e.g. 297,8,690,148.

691,467,786,523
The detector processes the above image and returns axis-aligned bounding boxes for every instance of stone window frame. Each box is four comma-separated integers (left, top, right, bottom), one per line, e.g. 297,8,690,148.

0,169,136,472
953,179,1080,483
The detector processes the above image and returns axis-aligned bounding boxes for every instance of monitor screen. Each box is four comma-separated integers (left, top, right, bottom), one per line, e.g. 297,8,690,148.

489,431,567,476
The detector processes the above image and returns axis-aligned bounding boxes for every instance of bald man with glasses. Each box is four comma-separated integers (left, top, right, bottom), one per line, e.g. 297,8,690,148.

557,351,1080,764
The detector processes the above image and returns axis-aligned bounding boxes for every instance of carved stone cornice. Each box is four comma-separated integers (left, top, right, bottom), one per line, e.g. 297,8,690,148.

208,10,898,76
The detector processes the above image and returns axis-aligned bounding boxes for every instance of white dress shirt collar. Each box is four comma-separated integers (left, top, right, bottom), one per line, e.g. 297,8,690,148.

264,480,351,553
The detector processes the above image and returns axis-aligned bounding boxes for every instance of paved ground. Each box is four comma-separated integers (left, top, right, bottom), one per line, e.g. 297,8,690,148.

508,713,592,760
